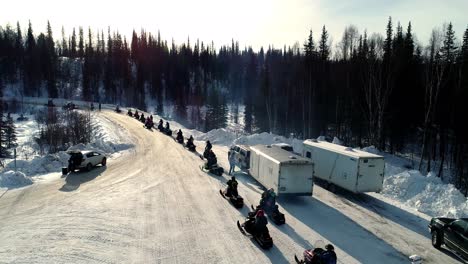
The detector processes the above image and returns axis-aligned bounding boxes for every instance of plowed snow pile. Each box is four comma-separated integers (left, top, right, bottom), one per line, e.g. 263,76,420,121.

382,171,468,218
0,171,32,189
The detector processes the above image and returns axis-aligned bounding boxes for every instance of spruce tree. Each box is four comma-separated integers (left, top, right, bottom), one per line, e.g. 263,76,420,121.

5,114,17,148
319,25,330,61
441,22,457,63
383,16,393,62
61,26,68,56
71,28,77,57
78,27,84,57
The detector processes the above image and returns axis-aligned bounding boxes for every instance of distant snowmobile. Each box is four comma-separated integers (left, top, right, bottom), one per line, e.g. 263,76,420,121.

176,130,184,144
127,109,133,116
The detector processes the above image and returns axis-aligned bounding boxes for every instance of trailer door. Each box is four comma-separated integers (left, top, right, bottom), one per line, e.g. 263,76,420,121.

279,164,313,195
356,158,385,192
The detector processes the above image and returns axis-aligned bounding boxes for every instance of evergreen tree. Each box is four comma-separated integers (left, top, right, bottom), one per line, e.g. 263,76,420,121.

71,28,77,57
441,22,457,63
383,16,393,62
0,111,7,158
78,27,84,57
61,26,68,56
5,114,17,148
319,25,330,61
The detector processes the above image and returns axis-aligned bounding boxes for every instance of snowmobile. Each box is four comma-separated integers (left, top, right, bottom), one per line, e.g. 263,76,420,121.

163,128,172,136
237,215,273,249
115,106,122,113
144,119,154,129
134,112,140,119
139,114,146,123
251,204,285,225
157,122,164,131
200,153,223,176
185,140,196,152
201,162,224,176
219,188,244,208
294,240,337,264
176,136,184,144
127,109,133,116
295,248,324,264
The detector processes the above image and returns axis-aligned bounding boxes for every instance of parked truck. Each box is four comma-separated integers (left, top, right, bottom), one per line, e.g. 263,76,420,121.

302,139,385,193
428,217,468,261
248,145,314,196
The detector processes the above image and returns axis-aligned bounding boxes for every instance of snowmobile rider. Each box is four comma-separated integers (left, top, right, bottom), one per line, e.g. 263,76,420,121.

205,140,212,151
186,135,194,146
206,149,217,169
158,119,163,130
259,188,277,212
140,113,145,122
127,109,133,116
254,209,268,235
165,121,170,131
226,176,239,197
134,110,139,118
320,244,337,264
176,129,183,141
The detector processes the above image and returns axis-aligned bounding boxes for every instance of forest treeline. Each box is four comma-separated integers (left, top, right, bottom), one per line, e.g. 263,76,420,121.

0,18,468,194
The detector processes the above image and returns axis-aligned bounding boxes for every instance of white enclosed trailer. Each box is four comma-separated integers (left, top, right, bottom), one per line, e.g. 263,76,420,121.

302,140,385,193
249,145,314,196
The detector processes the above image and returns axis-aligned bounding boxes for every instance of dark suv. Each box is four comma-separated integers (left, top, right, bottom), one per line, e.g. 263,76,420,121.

429,217,468,261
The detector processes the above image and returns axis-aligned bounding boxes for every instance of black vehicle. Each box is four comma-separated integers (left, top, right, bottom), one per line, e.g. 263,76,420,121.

127,109,133,116
429,217,468,261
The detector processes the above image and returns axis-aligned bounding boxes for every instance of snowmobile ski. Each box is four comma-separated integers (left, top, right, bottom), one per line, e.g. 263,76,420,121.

219,189,226,199
294,254,301,264
237,221,248,236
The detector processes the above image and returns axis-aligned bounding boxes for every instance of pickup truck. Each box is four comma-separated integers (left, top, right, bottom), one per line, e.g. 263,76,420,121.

428,217,468,261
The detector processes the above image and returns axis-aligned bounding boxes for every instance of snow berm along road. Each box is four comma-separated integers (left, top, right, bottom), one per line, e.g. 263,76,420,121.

0,110,462,263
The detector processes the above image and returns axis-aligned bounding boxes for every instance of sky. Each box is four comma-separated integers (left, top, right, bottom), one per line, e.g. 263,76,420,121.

1,0,467,51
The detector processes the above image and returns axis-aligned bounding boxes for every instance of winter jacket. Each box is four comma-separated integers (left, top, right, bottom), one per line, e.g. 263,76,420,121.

228,151,236,165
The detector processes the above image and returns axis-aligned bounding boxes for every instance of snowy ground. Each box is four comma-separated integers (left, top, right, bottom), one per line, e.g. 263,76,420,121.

0,107,466,263
0,110,134,193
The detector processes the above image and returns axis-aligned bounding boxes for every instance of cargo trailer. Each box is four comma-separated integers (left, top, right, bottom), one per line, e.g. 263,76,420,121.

249,145,314,196
302,140,384,193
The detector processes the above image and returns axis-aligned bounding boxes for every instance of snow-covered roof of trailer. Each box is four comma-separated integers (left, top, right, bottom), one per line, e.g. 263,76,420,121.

250,145,312,164
303,140,383,159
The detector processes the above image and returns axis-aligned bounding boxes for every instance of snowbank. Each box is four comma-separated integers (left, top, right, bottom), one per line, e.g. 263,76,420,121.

2,111,133,181
0,171,33,189
382,171,468,218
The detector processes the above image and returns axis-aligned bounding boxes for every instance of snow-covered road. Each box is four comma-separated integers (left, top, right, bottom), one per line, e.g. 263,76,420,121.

0,111,463,263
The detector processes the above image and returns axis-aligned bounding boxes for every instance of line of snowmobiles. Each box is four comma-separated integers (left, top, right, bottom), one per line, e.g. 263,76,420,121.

122,107,337,262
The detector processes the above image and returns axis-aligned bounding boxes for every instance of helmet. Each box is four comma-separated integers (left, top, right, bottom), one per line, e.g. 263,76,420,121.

231,176,236,181
206,140,211,144
325,244,334,251
256,209,265,217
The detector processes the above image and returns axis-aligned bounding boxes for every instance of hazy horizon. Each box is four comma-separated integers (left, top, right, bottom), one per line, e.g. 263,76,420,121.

1,0,467,51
